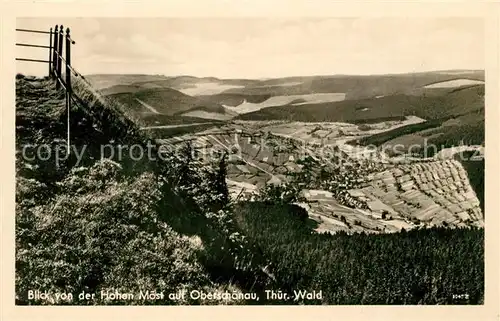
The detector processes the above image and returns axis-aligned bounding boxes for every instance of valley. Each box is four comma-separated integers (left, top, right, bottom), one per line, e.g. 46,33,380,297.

85,70,485,236
155,121,483,235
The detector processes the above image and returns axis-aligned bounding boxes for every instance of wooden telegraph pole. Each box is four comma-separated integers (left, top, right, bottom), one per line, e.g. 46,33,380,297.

48,27,53,76
52,25,59,81
65,27,72,155
56,25,63,88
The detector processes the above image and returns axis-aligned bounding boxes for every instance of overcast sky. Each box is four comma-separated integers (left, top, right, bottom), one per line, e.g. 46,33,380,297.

16,17,484,79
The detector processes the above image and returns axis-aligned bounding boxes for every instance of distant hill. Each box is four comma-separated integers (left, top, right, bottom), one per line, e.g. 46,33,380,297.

85,74,170,91
86,74,260,96
86,71,484,126
237,84,484,123
194,93,273,107
344,85,484,158
86,74,256,124
87,70,484,98
105,87,237,123
221,70,484,100
108,87,218,115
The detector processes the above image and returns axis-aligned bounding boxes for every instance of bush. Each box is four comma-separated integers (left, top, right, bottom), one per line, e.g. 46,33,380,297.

16,159,231,305
357,124,372,131
255,181,305,205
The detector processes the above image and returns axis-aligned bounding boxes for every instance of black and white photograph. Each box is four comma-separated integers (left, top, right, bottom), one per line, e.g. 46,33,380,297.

11,15,489,307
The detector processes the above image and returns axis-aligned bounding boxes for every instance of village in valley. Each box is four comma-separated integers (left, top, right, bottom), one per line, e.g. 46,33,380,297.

154,115,484,235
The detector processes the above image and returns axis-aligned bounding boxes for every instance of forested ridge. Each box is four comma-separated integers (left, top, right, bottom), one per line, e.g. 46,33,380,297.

234,202,484,305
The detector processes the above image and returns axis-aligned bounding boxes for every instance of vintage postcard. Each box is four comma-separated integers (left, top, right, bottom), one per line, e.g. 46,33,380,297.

1,1,499,320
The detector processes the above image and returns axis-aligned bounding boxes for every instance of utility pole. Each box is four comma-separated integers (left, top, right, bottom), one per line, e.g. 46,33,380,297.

65,27,72,155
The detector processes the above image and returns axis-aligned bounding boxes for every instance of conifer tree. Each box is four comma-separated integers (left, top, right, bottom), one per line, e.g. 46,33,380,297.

215,151,229,207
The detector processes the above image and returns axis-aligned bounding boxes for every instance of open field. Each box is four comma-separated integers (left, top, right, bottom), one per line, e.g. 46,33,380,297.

180,109,237,120
244,116,426,146
225,93,346,114
424,79,484,88
176,81,245,96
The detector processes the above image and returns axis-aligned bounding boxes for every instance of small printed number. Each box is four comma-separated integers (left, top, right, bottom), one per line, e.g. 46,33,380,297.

452,294,469,300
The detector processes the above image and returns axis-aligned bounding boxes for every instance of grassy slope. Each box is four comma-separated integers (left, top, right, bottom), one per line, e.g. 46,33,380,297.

86,75,242,124
108,87,227,116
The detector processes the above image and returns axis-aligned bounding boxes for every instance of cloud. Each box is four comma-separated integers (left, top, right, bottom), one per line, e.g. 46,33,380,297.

16,17,484,78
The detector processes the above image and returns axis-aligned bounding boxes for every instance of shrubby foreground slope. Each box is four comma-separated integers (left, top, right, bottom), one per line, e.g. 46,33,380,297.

15,76,259,305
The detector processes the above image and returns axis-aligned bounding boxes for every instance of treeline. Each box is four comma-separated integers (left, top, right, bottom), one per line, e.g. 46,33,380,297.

422,122,484,156
352,108,484,149
234,202,484,305
456,156,485,213
142,123,220,138
140,113,217,126
350,116,484,159
349,118,445,147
